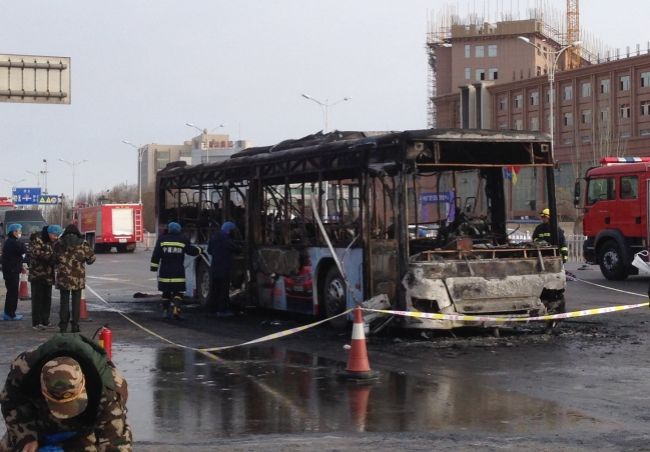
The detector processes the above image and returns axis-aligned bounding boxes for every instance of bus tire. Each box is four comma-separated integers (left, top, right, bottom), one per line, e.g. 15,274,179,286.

598,240,627,281
323,266,348,329
196,261,211,307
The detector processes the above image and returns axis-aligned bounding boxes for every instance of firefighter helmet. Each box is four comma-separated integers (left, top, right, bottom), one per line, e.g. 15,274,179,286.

539,208,550,217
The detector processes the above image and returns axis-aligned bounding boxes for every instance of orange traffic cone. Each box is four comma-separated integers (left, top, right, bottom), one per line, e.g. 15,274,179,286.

338,306,379,380
19,266,30,300
79,289,91,321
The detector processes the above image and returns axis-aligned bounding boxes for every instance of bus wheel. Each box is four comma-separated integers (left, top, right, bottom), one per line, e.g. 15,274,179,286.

323,267,348,329
196,262,211,307
598,241,627,281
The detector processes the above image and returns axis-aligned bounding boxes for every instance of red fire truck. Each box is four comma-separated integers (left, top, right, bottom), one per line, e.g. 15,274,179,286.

579,156,650,280
74,204,143,253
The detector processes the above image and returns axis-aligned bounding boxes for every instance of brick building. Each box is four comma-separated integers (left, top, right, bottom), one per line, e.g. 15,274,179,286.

429,14,650,219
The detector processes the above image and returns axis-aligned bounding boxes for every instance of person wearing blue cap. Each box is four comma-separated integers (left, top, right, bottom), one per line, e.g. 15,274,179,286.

207,221,242,316
28,225,62,330
1,224,27,320
150,222,201,319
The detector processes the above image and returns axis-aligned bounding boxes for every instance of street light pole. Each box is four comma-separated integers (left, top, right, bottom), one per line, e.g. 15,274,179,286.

122,140,144,204
58,158,88,208
301,94,351,133
518,36,582,159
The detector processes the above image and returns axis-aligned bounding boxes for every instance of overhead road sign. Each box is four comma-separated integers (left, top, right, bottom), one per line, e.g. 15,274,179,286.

38,194,59,205
0,54,70,104
12,187,41,205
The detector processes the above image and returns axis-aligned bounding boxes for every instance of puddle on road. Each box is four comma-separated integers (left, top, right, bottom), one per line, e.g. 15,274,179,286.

115,344,603,444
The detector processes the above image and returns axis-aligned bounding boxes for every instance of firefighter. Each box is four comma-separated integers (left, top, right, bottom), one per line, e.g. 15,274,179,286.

207,221,242,316
533,208,569,263
150,222,200,319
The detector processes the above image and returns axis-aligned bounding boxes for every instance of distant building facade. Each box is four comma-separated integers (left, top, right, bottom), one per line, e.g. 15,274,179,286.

140,133,252,192
428,14,650,219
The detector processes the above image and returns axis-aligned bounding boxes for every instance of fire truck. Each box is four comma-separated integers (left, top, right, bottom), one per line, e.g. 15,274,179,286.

74,204,143,253
579,156,650,280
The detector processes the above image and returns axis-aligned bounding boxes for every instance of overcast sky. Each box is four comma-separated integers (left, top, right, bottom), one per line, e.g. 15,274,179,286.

0,0,645,199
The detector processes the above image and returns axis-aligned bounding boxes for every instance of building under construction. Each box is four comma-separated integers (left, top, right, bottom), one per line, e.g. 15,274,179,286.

427,1,650,220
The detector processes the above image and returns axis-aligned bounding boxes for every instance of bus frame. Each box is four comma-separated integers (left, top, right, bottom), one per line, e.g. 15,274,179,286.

155,128,566,329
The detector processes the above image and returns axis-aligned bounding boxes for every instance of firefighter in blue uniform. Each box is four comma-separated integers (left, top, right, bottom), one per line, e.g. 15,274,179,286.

150,222,200,319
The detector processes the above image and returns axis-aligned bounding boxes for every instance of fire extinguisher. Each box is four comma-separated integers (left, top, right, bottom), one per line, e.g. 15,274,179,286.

95,325,113,360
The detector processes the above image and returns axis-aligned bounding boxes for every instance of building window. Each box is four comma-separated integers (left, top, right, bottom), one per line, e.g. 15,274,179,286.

488,44,497,57
581,135,592,144
562,138,573,145
475,69,486,81
620,104,631,118
488,68,498,80
498,121,508,130
581,82,592,98
563,86,573,101
641,100,650,116
513,119,523,130
465,44,471,58
475,46,484,57
581,109,592,124
640,129,650,136
536,66,542,76
620,75,631,91
563,112,573,126
619,130,631,138
498,96,507,111
600,79,610,94
514,94,523,109
600,108,610,121
464,67,471,80
530,91,539,106
641,71,650,87
530,116,539,131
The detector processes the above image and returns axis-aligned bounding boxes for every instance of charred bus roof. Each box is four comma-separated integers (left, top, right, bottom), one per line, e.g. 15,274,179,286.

157,128,552,189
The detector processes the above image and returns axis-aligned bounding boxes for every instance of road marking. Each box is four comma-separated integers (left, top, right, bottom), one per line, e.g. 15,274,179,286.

87,276,128,282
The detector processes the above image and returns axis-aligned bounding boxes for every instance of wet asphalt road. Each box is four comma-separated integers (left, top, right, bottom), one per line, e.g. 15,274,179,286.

1,250,650,451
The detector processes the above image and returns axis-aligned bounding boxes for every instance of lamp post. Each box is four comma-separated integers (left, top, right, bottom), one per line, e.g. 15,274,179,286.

58,159,88,208
42,159,48,194
301,94,351,133
185,122,224,164
122,140,145,204
518,36,582,158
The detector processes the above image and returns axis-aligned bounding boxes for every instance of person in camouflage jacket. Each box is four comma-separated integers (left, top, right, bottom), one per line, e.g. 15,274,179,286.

28,225,62,330
53,225,96,333
0,333,132,451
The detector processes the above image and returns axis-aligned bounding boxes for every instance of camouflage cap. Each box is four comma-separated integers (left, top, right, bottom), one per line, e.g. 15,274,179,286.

40,357,88,419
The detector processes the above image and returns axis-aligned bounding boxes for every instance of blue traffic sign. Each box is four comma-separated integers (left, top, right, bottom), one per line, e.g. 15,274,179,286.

12,187,41,205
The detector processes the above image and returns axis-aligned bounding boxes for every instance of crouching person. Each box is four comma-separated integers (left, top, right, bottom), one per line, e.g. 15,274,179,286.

0,333,132,451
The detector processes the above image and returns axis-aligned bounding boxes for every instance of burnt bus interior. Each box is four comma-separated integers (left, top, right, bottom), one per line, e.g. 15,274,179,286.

156,129,560,308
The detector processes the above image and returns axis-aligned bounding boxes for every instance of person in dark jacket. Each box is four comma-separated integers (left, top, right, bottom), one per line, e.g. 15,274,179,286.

207,221,242,316
532,208,569,263
150,222,200,319
0,333,132,451
53,225,96,333
29,224,62,330
2,223,27,321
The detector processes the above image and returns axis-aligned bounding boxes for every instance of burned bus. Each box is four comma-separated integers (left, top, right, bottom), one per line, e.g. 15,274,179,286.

155,129,566,329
